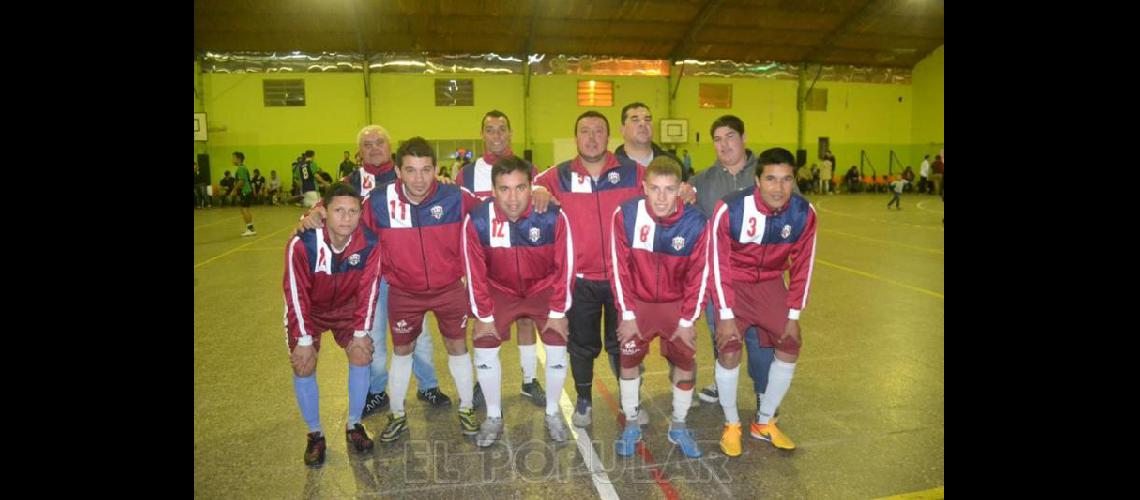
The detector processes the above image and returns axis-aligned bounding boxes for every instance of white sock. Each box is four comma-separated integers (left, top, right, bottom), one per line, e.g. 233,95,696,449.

672,383,694,423
389,353,413,416
518,343,538,383
757,360,796,424
620,377,640,421
714,360,740,424
544,345,568,416
474,347,502,419
449,354,475,410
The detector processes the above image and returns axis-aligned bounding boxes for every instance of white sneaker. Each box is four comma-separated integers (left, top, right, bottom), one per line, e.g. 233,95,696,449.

241,229,257,237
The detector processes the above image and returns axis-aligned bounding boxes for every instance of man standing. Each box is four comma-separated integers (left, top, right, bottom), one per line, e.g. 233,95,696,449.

251,168,266,204
283,182,383,466
609,156,709,459
233,152,256,236
687,115,775,414
613,102,681,171
532,111,646,426
918,154,932,194
456,110,548,406
299,125,453,419
339,150,356,179
362,137,484,443
463,155,576,446
709,147,817,456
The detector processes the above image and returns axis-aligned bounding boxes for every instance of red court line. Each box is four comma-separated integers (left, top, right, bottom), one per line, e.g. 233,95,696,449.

594,379,681,500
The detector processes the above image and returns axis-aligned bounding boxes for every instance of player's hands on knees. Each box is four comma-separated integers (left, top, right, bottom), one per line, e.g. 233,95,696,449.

531,187,559,213
347,335,374,364
437,175,456,185
617,319,640,344
672,324,696,351
544,316,569,342
291,345,318,376
679,182,697,205
298,206,327,234
473,319,498,340
715,319,739,351
779,319,801,346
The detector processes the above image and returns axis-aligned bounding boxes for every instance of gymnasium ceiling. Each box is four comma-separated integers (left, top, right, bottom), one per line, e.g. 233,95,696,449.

194,0,944,68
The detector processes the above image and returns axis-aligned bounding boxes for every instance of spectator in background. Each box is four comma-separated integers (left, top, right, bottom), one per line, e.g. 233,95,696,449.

819,155,834,195
901,166,915,193
796,163,814,194
682,149,694,181
931,154,944,196
918,155,932,194
251,168,266,204
339,150,356,179
195,161,211,209
844,165,860,194
267,170,283,205
219,171,236,207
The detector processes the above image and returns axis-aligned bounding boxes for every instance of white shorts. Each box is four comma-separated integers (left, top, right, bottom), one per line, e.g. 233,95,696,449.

303,191,319,208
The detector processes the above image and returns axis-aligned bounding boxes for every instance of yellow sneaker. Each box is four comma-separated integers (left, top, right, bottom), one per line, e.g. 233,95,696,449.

750,420,796,450
720,423,743,457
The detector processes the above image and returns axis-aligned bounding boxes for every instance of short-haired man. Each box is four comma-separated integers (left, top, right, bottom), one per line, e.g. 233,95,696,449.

283,182,383,466
462,155,575,446
609,156,710,458
709,147,818,456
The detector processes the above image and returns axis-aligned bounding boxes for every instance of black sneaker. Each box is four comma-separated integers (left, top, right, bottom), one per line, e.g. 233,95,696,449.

361,392,389,418
304,432,326,467
521,379,546,407
472,382,485,410
417,387,452,408
345,423,375,453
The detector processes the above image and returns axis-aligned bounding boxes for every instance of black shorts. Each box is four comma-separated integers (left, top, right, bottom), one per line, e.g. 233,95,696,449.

239,193,253,207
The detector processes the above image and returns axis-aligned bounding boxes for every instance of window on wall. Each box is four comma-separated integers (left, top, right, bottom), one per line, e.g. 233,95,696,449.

699,83,732,109
577,80,613,107
435,79,474,106
263,79,306,107
806,88,828,111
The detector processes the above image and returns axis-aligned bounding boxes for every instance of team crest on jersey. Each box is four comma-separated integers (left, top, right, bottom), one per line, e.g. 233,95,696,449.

671,236,685,251
781,224,792,239
621,340,639,355
430,205,443,220
529,227,541,243
608,172,621,184
394,319,411,334
348,253,361,266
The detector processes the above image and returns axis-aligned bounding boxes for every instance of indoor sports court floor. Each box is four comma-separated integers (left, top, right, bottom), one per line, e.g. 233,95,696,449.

194,191,944,499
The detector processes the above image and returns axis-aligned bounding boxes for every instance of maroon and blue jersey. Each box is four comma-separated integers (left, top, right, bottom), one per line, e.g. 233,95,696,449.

710,187,818,321
462,200,574,322
534,152,645,281
610,197,711,328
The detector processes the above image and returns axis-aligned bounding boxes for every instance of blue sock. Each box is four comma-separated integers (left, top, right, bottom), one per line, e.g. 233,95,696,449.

347,364,370,428
293,374,321,433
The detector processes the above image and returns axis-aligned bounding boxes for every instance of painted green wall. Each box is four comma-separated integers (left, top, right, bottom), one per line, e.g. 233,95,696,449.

198,52,944,183
199,73,366,183
802,81,914,178
911,45,945,162
527,75,670,167
669,76,800,173
372,74,526,156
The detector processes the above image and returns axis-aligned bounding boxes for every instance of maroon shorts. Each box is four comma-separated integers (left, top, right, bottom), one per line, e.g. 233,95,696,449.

285,314,356,353
729,279,802,356
618,300,696,372
388,280,470,347
473,288,567,348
